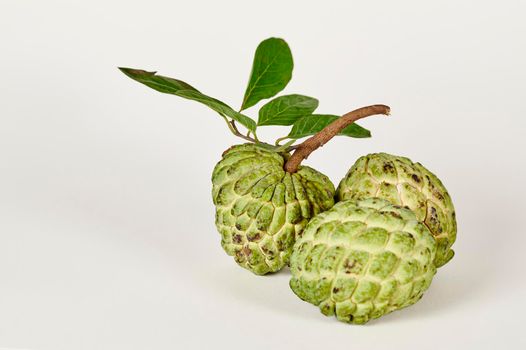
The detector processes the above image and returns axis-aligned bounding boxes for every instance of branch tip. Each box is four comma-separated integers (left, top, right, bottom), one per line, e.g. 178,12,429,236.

284,104,390,173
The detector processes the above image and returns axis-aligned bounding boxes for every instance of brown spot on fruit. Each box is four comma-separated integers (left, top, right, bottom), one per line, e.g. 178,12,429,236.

234,249,245,263
242,246,252,257
233,234,242,244
383,163,395,173
262,246,274,256
247,233,261,242
411,174,421,183
428,207,439,227
433,190,444,201
390,211,402,219
343,259,356,273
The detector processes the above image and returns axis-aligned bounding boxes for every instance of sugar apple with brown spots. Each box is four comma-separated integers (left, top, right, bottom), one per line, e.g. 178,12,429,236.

289,198,437,324
212,144,335,275
336,153,456,267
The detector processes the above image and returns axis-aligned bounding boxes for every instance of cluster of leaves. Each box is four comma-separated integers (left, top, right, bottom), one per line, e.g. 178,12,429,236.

119,38,370,148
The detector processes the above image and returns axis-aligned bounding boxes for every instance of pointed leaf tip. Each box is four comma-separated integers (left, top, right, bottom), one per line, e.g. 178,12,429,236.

118,67,157,77
118,67,256,132
240,37,293,111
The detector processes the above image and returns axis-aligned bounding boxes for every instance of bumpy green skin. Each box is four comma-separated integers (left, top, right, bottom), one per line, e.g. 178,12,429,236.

212,144,335,275
336,153,456,268
290,198,437,324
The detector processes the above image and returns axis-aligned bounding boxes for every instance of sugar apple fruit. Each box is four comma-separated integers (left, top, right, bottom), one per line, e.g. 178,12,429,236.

336,153,456,267
212,144,335,275
289,198,437,324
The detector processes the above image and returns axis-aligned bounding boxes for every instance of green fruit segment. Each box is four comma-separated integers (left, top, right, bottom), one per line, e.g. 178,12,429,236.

336,153,456,267
212,144,335,275
290,198,437,324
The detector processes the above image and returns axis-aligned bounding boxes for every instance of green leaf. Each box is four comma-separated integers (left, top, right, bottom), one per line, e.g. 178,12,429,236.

258,94,318,126
240,38,293,111
119,67,256,132
288,114,371,139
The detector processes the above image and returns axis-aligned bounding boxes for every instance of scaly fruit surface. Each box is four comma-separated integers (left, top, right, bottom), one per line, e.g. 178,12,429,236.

290,198,437,324
212,144,335,275
337,153,456,267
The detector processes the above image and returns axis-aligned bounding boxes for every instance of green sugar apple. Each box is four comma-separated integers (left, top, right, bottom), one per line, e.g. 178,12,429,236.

212,144,335,275
337,153,456,267
290,198,437,324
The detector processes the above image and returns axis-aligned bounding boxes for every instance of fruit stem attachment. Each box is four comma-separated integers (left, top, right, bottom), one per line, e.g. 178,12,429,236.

284,104,391,173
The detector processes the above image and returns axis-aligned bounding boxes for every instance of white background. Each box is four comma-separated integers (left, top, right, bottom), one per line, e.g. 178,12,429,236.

1,0,526,349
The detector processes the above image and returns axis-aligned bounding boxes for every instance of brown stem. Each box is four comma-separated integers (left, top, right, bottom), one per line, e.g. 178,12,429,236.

284,104,390,173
